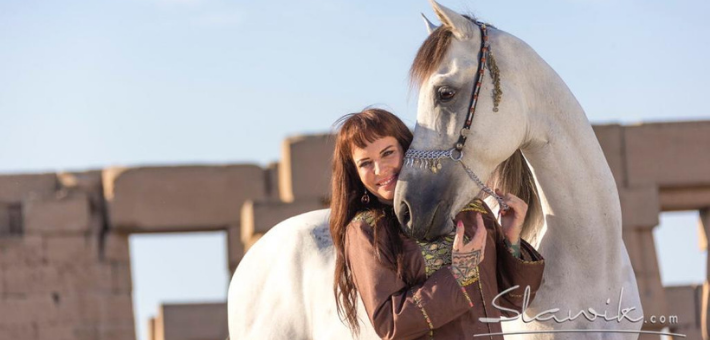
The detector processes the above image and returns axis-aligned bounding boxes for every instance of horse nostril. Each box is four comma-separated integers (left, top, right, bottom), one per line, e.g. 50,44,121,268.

398,200,413,231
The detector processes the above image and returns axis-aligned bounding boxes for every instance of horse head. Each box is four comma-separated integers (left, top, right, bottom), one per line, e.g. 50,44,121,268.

395,0,530,241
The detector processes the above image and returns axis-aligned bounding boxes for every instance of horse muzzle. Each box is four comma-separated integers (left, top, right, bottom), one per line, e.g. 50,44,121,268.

394,178,453,241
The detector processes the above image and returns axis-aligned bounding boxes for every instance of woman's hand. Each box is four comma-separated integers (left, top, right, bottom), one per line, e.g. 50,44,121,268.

450,213,487,286
496,189,528,246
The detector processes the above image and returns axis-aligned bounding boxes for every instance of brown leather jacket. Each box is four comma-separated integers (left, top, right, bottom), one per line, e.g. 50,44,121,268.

345,199,545,340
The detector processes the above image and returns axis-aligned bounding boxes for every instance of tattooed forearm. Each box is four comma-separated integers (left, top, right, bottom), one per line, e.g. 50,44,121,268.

451,250,482,286
504,238,521,258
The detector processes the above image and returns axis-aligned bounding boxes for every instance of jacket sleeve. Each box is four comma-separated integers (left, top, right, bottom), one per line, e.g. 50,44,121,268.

494,237,545,317
345,219,479,340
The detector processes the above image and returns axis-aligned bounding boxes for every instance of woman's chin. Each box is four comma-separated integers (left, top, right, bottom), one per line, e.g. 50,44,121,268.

376,190,395,202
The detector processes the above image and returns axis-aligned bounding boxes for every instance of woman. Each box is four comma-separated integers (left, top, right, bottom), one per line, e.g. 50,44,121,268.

330,108,544,340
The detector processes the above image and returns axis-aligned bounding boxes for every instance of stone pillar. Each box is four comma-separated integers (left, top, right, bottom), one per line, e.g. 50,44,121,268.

620,185,666,334
666,285,703,339
278,135,334,203
700,208,710,340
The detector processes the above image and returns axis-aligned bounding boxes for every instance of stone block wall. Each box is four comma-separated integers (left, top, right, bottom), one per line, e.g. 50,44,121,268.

0,158,328,340
593,121,710,338
105,165,266,233
278,134,334,202
0,171,135,340
148,303,227,340
666,285,703,339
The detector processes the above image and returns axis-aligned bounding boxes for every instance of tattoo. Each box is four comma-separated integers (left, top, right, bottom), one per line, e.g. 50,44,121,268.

451,250,482,286
504,238,521,258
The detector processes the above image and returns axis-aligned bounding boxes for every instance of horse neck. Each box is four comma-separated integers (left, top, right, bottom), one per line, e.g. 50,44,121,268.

515,43,623,258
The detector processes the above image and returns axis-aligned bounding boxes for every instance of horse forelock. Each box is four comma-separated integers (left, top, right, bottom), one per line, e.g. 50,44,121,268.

409,14,478,88
410,26,452,88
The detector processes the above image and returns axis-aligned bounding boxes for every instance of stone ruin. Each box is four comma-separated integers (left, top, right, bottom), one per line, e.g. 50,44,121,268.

1,121,709,340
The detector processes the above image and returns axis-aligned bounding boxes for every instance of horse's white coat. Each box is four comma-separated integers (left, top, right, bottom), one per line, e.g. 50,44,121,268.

227,209,378,340
228,1,643,339
395,1,643,339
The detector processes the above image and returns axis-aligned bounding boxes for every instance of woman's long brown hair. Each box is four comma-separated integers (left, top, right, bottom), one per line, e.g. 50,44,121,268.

330,108,413,335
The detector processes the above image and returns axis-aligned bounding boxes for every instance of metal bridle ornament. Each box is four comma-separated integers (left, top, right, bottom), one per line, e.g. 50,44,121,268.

403,20,509,212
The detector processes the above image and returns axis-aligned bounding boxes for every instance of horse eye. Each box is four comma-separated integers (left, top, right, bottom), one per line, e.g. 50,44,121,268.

437,86,456,102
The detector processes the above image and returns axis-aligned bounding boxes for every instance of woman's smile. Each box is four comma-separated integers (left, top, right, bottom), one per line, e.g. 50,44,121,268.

377,173,398,189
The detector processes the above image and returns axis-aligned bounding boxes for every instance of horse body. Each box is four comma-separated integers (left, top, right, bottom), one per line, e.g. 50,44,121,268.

394,2,642,339
501,33,643,339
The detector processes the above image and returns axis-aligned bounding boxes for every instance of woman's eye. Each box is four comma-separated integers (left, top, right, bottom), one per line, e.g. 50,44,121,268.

383,150,393,156
359,161,371,168
437,86,456,102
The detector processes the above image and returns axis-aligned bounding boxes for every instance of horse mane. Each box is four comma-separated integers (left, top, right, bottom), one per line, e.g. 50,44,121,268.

410,17,544,243
409,15,477,88
488,150,544,243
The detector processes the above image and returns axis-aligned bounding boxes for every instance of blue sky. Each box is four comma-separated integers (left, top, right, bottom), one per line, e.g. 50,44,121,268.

1,1,708,339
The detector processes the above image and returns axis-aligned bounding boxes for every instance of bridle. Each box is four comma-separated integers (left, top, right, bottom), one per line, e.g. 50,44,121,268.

403,20,510,211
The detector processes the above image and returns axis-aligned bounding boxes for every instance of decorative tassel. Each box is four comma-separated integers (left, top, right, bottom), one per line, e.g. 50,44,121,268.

488,51,502,112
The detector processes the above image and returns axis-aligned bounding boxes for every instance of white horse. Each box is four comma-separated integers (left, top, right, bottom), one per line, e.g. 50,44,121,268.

228,1,642,339
394,1,642,340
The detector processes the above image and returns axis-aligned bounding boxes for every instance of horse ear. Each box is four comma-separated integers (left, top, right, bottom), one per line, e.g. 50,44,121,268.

428,0,474,40
421,13,438,35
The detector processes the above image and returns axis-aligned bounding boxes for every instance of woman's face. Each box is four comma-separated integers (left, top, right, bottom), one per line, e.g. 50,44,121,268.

351,136,404,203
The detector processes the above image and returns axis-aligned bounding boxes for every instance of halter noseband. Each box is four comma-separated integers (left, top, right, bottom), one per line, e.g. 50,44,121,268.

403,20,509,211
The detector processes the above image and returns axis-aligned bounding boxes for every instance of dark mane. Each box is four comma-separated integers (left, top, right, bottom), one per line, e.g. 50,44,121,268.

409,26,453,88
409,15,478,87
